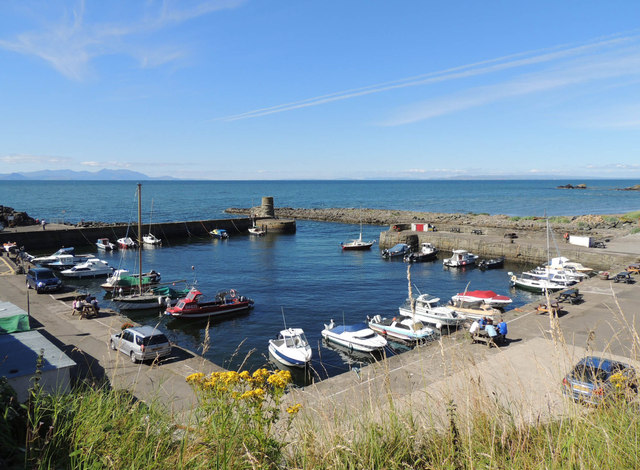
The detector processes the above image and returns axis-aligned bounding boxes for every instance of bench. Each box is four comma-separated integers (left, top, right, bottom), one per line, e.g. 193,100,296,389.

72,303,98,319
471,330,505,348
536,302,560,315
450,227,460,233
627,264,640,275
471,229,483,235
557,289,583,305
503,232,518,239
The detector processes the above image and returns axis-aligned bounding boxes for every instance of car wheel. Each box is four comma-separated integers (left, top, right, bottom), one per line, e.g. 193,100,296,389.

110,340,117,351
130,352,138,363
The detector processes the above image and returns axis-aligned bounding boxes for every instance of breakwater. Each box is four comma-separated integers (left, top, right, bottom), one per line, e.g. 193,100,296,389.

0,217,296,251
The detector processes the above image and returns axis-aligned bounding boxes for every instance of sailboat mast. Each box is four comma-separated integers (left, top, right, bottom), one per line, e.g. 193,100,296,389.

137,183,142,294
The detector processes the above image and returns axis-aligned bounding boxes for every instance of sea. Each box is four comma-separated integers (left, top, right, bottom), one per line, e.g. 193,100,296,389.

2,179,638,384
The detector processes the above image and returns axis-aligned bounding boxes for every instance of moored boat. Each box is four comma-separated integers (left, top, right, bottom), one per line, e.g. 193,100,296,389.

164,287,254,319
101,269,162,293
32,247,77,266
477,256,505,270
381,243,410,259
448,299,502,322
404,242,438,262
96,238,116,251
60,258,114,278
398,294,466,329
367,314,437,343
142,233,162,246
268,328,312,368
508,271,569,293
210,228,229,239
321,320,387,352
117,236,137,249
443,249,478,267
341,220,375,251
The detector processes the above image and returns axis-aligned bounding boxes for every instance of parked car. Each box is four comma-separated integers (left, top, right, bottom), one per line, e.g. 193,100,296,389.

25,267,62,293
562,356,637,404
110,326,172,363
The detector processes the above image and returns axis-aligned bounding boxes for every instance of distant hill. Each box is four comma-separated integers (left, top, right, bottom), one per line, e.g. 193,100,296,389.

0,169,177,181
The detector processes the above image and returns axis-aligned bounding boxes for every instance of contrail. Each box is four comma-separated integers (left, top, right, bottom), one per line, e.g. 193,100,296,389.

217,31,639,122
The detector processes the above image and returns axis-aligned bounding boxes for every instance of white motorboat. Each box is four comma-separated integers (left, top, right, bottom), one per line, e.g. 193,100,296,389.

367,314,437,343
248,226,266,236
60,258,114,278
142,233,162,246
508,271,569,293
321,320,387,352
96,238,116,251
268,328,312,368
443,249,478,267
381,243,410,259
32,247,77,266
404,242,438,262
451,290,512,308
117,236,137,249
101,269,162,293
46,253,93,271
398,294,466,329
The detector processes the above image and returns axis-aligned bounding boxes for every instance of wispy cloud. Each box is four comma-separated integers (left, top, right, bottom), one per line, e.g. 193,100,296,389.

383,45,640,126
0,0,246,80
217,31,640,122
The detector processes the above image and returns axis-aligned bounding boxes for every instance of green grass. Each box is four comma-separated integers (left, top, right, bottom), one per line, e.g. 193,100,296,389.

3,371,640,469
622,211,640,222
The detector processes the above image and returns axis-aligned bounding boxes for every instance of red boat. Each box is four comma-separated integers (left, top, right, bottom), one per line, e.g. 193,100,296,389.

164,288,254,319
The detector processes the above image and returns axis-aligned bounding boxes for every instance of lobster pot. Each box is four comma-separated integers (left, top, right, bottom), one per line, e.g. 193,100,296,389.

261,197,275,217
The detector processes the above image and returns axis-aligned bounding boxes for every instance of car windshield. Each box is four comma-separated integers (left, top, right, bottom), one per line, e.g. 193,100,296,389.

571,364,609,382
37,271,56,280
143,334,168,346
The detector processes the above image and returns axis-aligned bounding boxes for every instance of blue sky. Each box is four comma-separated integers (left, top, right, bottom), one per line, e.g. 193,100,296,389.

1,1,640,180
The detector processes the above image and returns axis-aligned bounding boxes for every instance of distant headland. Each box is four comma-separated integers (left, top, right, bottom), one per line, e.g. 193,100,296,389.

0,169,176,181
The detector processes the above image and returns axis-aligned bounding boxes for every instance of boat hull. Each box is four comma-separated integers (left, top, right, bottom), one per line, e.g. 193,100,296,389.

268,343,310,367
165,300,253,319
321,331,386,352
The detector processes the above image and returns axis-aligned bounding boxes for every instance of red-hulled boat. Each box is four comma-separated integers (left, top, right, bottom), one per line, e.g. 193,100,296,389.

164,288,254,319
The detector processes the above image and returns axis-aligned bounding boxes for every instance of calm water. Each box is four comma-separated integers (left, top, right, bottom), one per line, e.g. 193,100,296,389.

4,180,638,383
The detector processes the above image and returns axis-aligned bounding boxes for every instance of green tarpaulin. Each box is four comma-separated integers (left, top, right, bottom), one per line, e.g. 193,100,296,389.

0,314,30,334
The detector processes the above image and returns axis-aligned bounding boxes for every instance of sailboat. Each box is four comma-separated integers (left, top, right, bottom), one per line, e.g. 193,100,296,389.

341,217,376,251
142,199,162,246
112,184,186,310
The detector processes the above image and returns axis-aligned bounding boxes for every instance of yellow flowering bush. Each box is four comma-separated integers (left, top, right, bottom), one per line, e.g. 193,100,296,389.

184,368,298,467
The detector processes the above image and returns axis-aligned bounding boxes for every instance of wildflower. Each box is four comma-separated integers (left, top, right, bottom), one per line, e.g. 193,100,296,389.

239,370,251,381
251,368,270,385
267,370,292,389
186,372,204,384
223,371,240,385
286,403,302,415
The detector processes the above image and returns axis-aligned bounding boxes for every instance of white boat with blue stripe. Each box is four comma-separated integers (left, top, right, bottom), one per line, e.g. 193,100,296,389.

268,328,312,368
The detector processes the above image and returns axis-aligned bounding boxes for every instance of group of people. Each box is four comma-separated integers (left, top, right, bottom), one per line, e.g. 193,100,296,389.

72,294,100,317
469,316,508,343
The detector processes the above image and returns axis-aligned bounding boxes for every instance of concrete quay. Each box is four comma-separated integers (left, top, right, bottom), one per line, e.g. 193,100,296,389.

0,253,221,413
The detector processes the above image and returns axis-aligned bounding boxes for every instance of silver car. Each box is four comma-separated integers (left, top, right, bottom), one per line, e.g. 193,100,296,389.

110,326,172,363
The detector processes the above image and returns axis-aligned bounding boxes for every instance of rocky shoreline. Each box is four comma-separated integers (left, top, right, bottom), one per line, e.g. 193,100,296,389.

226,207,638,238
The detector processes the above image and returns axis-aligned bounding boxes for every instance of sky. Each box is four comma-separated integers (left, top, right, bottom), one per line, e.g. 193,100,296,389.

1,1,640,180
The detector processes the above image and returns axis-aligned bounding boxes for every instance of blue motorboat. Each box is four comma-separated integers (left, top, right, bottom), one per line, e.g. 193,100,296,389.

381,243,410,259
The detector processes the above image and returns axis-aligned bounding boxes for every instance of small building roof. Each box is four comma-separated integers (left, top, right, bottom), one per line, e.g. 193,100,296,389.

0,329,75,379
